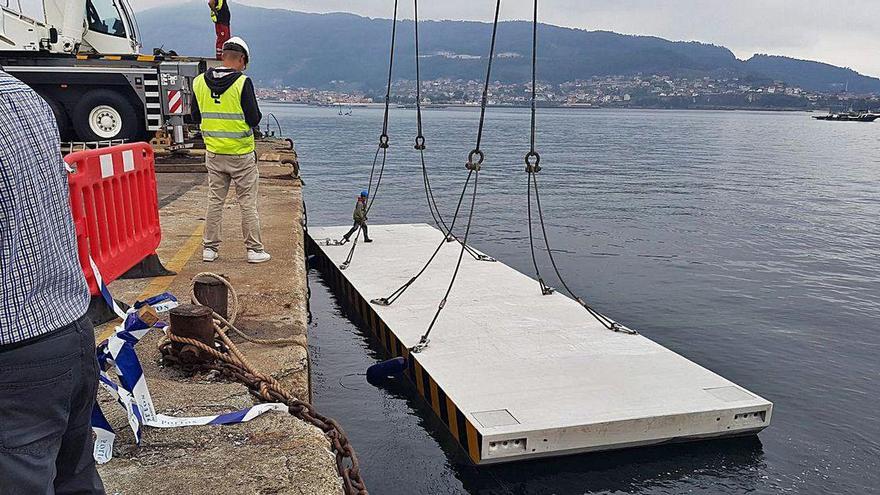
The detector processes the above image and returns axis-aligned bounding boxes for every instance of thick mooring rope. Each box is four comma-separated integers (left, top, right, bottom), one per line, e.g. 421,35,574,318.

159,274,366,493
187,272,306,346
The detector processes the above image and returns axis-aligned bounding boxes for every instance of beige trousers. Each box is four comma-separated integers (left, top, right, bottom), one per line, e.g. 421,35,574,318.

203,151,264,252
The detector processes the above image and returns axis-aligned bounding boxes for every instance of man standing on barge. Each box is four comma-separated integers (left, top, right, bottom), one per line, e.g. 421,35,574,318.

343,190,373,244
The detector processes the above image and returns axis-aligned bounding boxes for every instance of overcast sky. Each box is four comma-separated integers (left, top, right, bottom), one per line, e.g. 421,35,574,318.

132,1,880,76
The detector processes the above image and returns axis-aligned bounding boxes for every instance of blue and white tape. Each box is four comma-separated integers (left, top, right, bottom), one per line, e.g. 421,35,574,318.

88,256,127,320
89,259,286,464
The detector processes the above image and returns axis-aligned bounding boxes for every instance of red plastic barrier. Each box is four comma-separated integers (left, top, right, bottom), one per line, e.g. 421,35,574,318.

65,143,161,296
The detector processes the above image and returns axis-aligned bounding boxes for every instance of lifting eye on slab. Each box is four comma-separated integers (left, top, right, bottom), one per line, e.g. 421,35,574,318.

538,278,554,295
410,336,430,354
321,238,347,247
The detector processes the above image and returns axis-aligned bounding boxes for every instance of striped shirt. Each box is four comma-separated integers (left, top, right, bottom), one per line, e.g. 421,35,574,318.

0,71,90,346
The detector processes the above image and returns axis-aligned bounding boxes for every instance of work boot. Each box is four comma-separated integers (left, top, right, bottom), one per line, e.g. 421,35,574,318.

247,250,271,264
203,248,219,262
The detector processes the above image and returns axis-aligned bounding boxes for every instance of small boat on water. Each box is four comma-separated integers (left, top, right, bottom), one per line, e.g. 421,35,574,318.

813,111,880,122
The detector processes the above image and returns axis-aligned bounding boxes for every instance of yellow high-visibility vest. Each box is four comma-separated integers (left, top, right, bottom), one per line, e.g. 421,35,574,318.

193,73,255,155
210,0,224,22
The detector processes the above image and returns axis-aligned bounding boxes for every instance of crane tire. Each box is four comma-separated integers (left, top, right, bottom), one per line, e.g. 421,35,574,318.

73,89,141,142
36,92,72,141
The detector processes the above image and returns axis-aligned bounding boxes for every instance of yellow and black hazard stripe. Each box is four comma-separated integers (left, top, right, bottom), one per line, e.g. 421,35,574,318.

306,235,484,463
76,53,158,62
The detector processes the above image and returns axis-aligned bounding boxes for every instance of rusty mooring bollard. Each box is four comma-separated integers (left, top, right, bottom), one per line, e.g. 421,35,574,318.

169,304,214,364
192,274,229,320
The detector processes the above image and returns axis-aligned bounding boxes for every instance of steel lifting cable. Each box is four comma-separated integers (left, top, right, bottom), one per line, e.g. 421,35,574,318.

523,0,636,335
370,0,500,307
366,0,399,213
410,0,502,353
340,0,399,269
412,0,493,263
371,171,475,306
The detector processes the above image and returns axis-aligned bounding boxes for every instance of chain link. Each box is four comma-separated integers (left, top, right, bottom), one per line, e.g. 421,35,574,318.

159,324,368,494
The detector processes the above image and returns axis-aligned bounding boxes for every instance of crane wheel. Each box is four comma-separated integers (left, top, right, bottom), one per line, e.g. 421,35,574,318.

36,92,72,141
73,89,141,142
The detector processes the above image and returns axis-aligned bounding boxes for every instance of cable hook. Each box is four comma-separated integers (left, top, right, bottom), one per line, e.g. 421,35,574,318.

466,149,484,171
525,151,541,174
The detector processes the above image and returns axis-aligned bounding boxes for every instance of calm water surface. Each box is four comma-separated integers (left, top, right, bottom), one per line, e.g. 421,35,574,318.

265,103,880,494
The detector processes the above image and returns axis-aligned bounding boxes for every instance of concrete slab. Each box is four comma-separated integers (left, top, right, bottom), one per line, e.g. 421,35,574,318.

307,223,773,465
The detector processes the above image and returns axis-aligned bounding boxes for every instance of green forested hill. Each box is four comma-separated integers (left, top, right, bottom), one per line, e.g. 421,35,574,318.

138,3,880,93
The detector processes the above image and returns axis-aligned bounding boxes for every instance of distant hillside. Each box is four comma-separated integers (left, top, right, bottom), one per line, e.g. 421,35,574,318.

138,3,880,94
743,54,877,94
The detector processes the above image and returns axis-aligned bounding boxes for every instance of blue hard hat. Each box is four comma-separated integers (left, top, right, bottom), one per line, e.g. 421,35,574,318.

360,190,369,197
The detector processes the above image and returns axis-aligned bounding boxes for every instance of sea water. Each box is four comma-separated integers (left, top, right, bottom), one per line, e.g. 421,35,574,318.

266,103,879,495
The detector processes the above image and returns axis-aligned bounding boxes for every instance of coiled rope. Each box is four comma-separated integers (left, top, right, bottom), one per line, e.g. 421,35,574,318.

158,273,367,493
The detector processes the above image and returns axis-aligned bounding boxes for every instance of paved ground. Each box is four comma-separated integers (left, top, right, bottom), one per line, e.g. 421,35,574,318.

94,141,343,494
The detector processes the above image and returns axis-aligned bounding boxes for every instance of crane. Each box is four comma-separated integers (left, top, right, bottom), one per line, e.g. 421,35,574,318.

1,0,204,144
1,0,140,55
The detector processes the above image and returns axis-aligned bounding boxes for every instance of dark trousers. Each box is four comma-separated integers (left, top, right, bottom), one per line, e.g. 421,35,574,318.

0,316,105,495
344,221,369,241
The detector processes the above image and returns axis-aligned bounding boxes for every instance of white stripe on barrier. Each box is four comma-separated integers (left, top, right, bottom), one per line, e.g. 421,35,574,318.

122,149,135,172
100,154,114,179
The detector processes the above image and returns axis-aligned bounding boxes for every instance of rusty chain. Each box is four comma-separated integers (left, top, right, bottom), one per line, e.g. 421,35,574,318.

159,315,368,494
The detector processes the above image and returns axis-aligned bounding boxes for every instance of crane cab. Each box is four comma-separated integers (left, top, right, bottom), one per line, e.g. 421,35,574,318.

1,0,140,55
2,0,203,145
80,0,141,55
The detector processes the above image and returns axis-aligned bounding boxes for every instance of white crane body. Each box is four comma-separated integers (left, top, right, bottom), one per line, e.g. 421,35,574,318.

1,0,207,144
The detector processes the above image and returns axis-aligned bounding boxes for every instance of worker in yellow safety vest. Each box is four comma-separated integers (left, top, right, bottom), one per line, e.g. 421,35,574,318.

192,37,271,264
208,0,231,60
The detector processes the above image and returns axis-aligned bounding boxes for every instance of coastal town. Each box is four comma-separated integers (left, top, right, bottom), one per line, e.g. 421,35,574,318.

1,0,878,493
256,74,880,111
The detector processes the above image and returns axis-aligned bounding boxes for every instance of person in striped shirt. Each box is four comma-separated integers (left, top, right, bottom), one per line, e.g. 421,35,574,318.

0,70,105,494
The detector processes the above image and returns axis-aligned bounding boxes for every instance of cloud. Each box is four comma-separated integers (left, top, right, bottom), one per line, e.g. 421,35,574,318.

135,0,880,76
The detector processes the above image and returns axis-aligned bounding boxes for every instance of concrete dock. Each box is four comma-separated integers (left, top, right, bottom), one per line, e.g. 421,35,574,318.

308,223,773,465
93,140,343,494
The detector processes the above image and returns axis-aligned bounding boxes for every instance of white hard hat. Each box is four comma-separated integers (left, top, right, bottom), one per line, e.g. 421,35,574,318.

223,36,250,62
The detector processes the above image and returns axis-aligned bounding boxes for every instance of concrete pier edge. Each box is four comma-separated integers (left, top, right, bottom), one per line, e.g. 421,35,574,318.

94,139,344,494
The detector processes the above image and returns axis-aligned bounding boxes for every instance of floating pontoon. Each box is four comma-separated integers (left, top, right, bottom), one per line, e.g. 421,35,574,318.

308,224,772,465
